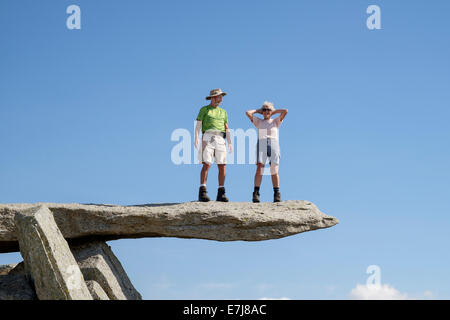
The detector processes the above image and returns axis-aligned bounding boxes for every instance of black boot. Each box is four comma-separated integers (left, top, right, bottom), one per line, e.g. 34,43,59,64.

198,186,210,202
216,187,229,202
274,190,281,202
252,191,260,203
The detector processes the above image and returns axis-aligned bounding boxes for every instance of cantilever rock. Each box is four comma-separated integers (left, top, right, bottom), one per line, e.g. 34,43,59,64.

0,201,338,253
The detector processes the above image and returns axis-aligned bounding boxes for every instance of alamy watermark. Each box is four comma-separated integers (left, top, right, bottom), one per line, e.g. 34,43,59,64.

366,264,382,287
366,5,381,30
63,5,381,31
171,122,258,165
170,122,277,175
66,5,81,30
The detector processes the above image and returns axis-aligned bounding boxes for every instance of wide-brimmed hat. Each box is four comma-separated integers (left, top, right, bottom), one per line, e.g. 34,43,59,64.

205,88,227,100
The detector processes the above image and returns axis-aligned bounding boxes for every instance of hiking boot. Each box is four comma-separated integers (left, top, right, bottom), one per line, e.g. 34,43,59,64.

216,187,229,202
198,186,210,202
252,191,260,203
274,190,281,202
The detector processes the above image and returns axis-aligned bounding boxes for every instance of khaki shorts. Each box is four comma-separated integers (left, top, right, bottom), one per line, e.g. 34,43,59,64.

198,131,227,165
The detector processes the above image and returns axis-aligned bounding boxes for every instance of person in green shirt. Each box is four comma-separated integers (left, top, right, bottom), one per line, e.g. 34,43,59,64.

194,89,233,202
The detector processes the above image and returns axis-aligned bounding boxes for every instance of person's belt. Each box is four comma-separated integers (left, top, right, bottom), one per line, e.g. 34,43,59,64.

203,130,226,139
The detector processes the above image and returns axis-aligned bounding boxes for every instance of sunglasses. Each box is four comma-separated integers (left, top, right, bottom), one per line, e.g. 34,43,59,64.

262,109,271,112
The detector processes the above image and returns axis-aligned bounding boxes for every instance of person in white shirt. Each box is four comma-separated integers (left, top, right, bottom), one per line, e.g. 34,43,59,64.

246,101,288,202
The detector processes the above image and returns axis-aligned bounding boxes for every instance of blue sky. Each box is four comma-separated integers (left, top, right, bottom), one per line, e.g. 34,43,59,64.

1,0,449,299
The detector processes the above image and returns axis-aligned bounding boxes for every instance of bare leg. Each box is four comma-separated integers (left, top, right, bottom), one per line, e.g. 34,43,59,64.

200,162,211,185
270,164,279,188
218,164,226,186
254,163,265,187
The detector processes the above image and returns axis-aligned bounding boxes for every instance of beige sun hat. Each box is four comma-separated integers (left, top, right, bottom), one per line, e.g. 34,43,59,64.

205,88,227,100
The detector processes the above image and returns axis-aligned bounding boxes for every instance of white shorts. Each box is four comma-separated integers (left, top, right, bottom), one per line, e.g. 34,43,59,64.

198,132,227,165
256,138,280,165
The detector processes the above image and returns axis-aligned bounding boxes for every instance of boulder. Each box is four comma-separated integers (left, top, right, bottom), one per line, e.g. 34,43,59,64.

0,262,36,300
0,273,37,300
14,205,93,300
85,280,110,300
0,263,19,276
0,201,338,253
71,241,142,300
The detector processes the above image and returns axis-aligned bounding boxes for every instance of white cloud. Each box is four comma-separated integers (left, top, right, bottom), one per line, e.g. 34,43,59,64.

259,297,291,300
349,284,408,300
350,284,436,300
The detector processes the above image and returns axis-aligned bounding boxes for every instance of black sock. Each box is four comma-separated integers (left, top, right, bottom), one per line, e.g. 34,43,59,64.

254,186,260,193
273,187,280,193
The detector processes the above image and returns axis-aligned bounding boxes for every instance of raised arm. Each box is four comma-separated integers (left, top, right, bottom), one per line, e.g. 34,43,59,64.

272,108,288,122
245,109,262,122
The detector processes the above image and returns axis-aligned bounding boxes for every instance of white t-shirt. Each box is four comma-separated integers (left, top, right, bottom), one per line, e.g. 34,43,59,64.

252,115,282,140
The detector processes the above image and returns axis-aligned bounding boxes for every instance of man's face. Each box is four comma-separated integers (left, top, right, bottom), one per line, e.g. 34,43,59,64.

210,95,223,107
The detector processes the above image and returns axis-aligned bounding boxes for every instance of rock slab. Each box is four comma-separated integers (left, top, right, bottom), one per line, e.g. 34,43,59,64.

14,205,93,300
71,241,142,300
85,280,110,300
0,201,339,253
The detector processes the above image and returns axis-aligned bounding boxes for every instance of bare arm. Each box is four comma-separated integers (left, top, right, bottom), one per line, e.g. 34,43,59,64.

194,120,202,149
272,109,288,122
224,122,233,153
245,109,262,122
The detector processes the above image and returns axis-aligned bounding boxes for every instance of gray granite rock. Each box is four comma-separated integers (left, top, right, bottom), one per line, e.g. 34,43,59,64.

14,205,93,300
0,273,37,300
0,201,338,253
0,262,36,300
0,264,18,276
71,241,142,300
85,280,110,300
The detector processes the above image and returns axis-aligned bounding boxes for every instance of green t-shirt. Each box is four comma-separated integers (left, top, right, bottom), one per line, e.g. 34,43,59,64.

196,105,228,133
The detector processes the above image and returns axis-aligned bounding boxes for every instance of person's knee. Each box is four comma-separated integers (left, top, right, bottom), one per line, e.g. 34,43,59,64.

218,164,226,171
256,163,265,175
202,162,211,170
270,164,279,175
